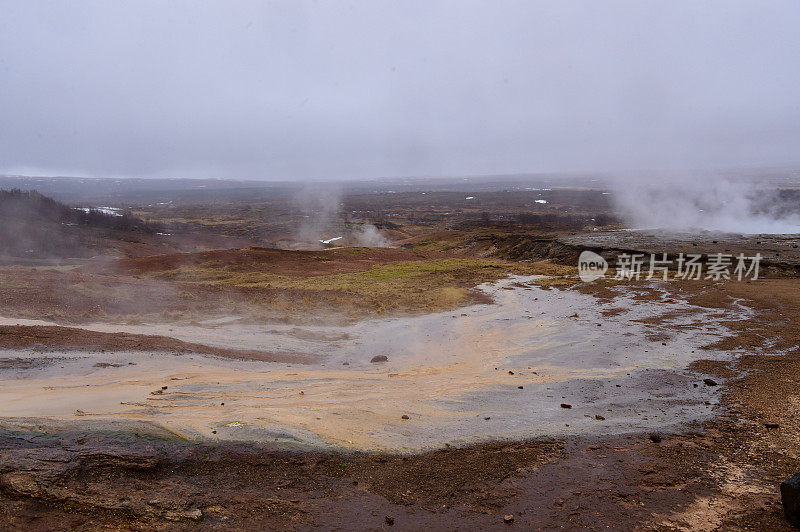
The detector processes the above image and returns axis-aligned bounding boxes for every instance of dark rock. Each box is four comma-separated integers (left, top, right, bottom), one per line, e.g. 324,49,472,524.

595,415,605,420
782,473,800,528
385,516,395,525
649,433,662,443
560,403,572,409
508,370,514,375
401,415,409,420
765,422,780,429
370,355,388,363
703,378,718,386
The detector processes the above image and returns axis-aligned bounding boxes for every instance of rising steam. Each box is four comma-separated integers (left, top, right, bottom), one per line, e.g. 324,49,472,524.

292,185,342,245
352,223,391,247
610,173,800,235
291,185,392,248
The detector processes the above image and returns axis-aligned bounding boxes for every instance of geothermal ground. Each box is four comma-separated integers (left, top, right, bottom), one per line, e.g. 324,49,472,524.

0,181,799,530
0,276,745,452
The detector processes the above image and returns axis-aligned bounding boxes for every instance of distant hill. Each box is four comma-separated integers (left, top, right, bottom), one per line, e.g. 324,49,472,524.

0,189,161,259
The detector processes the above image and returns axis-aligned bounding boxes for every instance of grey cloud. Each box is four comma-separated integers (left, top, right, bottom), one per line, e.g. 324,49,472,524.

1,1,799,180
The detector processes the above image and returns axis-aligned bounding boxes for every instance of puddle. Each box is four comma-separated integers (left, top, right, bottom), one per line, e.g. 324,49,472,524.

0,276,750,452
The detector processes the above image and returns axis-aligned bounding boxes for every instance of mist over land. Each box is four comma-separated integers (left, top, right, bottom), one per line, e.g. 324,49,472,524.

3,2,800,235
3,2,800,530
2,1,800,182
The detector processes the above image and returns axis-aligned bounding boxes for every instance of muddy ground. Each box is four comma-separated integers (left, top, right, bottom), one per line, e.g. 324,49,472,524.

0,186,799,530
0,273,798,530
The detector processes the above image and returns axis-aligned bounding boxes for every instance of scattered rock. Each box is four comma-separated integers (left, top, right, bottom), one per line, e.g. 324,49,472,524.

517,386,523,389
560,403,572,409
765,422,780,429
781,473,800,527
503,514,515,523
401,414,409,420
0,472,44,497
162,508,203,522
370,355,388,363
508,370,514,375
595,415,605,420
649,433,662,443
703,378,718,387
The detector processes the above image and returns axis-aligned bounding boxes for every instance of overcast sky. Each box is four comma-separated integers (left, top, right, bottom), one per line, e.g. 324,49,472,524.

1,1,799,181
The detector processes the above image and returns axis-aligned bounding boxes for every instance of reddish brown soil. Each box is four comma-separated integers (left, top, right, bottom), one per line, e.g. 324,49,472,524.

0,267,376,325
0,325,309,364
0,265,799,530
98,246,441,277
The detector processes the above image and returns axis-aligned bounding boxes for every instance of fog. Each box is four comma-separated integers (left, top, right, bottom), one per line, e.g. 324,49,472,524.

292,185,391,248
1,1,799,181
611,173,800,234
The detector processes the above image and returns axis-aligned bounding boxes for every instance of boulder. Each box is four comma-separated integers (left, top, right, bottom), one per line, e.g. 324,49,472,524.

781,473,800,528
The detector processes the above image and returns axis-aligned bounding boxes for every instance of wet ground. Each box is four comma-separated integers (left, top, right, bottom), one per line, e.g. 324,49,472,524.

0,276,750,452
1,273,799,529
563,229,800,267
